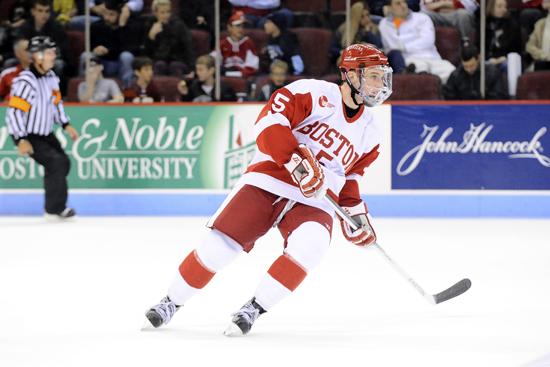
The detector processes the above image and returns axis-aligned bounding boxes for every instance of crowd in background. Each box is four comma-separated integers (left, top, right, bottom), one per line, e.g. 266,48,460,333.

1,0,549,103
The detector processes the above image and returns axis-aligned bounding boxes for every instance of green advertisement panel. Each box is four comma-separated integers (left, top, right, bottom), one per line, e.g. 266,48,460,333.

0,105,263,189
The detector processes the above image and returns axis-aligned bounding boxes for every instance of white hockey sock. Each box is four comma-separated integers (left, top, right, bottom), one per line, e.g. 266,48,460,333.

167,229,243,305
253,222,330,310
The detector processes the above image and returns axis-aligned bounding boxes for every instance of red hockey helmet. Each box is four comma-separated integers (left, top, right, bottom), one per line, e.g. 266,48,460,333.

339,44,392,107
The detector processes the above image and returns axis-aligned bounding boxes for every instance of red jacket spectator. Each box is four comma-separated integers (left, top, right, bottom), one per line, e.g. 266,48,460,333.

0,64,23,102
213,12,260,78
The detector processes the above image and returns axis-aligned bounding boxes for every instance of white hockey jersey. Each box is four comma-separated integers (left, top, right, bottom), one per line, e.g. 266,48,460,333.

236,79,383,216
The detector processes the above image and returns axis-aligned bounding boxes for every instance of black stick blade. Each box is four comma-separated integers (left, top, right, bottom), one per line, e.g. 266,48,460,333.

434,278,472,304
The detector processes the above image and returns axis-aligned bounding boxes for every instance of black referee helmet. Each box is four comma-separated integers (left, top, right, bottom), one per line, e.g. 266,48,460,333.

27,36,56,53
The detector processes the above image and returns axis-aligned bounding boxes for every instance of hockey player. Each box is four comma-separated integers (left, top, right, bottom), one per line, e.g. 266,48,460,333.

144,44,393,336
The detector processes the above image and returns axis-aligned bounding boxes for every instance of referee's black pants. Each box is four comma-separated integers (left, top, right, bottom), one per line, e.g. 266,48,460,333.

27,133,71,215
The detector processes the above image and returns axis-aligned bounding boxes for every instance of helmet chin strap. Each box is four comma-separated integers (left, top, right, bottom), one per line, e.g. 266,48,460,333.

343,71,368,108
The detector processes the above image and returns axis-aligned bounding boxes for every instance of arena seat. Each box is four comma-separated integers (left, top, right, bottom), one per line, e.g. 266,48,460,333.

153,76,182,102
516,72,550,100
66,31,85,75
331,0,365,12
0,0,18,22
190,30,211,57
142,0,154,14
321,74,342,85
507,0,524,11
285,0,326,27
291,28,333,77
387,74,441,101
435,27,460,67
221,76,248,95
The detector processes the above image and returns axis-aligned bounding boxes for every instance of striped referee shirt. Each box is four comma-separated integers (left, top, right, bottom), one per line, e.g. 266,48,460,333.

5,64,70,144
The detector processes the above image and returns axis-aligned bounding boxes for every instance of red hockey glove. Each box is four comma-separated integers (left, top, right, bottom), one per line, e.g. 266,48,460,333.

284,144,326,198
339,202,377,246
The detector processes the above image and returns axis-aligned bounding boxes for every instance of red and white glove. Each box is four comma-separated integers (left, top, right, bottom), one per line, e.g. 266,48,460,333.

339,202,376,246
284,144,326,198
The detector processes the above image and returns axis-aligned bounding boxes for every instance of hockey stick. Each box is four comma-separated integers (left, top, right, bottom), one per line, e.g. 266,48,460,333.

322,194,471,305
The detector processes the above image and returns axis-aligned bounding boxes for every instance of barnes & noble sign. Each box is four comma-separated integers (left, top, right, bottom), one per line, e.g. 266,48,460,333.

0,105,262,189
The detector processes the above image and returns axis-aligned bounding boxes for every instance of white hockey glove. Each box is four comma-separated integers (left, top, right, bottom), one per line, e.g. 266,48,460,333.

284,144,326,198
339,202,377,246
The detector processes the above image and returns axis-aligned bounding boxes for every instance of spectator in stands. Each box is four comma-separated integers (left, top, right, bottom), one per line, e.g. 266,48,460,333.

261,10,304,75
79,0,142,87
179,0,215,30
7,0,32,27
368,0,420,20
0,39,31,103
78,56,124,103
67,0,143,32
519,0,547,37
18,0,70,83
256,59,287,101
212,12,259,78
420,0,477,41
329,2,406,74
0,27,15,70
123,56,162,102
53,0,77,25
525,0,550,71
443,44,507,100
475,0,522,75
0,1,30,69
142,0,196,80
178,54,237,102
380,0,456,84
228,0,292,29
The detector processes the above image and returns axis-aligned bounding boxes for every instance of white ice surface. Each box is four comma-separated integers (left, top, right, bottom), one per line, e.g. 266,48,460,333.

1,216,549,367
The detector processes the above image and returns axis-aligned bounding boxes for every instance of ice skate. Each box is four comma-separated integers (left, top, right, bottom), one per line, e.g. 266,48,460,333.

44,207,77,222
224,297,266,337
143,296,181,329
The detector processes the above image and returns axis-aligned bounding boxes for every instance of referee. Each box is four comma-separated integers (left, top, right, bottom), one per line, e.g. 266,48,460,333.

5,36,79,221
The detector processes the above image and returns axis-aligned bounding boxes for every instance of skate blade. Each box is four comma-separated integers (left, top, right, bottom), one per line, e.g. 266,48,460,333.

141,318,156,331
223,322,244,337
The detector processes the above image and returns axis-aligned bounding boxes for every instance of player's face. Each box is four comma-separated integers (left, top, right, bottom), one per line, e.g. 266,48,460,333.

154,4,171,24
345,65,392,106
349,68,385,95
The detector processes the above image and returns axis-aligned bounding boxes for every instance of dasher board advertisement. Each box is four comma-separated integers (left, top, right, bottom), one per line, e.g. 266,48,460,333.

391,104,550,190
0,105,262,189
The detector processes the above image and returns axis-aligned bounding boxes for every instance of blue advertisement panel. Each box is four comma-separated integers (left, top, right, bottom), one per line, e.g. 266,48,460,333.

392,104,550,190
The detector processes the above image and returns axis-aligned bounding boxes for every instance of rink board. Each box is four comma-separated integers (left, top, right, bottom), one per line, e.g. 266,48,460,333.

1,191,549,217
1,102,549,217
